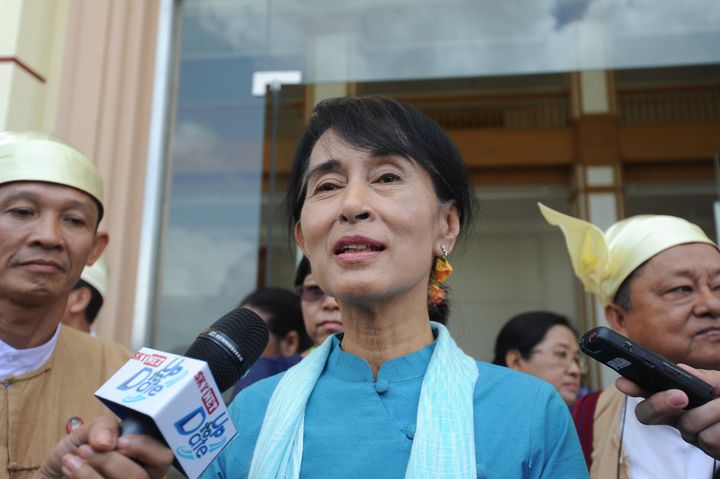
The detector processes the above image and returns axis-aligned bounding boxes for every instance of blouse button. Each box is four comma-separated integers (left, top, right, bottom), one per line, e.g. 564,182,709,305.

405,423,416,440
374,378,389,394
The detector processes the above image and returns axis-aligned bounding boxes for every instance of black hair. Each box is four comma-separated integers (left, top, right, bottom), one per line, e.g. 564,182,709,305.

283,96,476,323
73,279,103,325
493,311,577,366
284,96,474,241
240,287,313,353
612,262,647,311
428,299,449,326
294,256,312,289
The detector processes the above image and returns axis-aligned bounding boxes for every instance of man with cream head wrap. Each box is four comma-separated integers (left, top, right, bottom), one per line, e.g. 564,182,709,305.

540,203,720,478
0,132,160,479
61,256,109,335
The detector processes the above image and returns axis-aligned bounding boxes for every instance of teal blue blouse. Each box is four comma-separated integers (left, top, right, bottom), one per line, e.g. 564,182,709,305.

205,336,588,478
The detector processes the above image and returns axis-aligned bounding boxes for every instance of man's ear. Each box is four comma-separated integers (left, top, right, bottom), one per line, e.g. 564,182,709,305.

87,231,109,266
67,287,93,315
280,331,300,356
605,303,629,336
505,349,524,371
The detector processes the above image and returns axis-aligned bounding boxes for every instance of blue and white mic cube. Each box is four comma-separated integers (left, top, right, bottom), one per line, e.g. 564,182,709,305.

95,348,237,478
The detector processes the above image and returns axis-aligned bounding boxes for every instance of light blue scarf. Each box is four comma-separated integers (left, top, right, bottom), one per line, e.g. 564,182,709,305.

248,322,479,478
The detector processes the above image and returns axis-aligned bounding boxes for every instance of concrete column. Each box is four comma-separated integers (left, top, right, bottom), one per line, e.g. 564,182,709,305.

304,32,355,118
54,0,161,348
0,0,68,130
571,70,624,388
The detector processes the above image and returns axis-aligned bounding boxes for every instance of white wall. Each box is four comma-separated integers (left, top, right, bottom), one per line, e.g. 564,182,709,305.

447,187,581,362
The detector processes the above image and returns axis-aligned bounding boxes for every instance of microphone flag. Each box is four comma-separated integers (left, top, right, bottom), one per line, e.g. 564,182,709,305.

95,347,236,479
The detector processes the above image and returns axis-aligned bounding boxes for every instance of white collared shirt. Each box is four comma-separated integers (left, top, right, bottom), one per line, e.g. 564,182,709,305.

623,396,716,479
0,324,61,381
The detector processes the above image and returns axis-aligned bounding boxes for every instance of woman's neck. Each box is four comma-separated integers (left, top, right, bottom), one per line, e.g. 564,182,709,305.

338,299,434,379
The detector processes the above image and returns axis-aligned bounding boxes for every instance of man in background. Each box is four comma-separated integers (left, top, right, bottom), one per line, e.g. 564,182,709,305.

61,256,107,334
0,131,130,479
541,203,720,478
229,287,313,399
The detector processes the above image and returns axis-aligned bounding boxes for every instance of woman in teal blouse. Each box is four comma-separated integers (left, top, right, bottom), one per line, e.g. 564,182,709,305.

207,96,588,478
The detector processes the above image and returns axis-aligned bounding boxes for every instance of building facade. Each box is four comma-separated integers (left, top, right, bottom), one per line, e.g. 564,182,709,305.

2,0,719,388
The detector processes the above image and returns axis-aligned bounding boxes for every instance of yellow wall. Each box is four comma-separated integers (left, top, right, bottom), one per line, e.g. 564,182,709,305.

0,0,69,131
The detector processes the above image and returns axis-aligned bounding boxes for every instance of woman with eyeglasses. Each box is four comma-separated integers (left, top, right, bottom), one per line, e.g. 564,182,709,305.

493,311,586,406
294,255,343,350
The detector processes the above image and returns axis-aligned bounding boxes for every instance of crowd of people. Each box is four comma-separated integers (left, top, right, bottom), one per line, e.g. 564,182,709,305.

1,96,719,479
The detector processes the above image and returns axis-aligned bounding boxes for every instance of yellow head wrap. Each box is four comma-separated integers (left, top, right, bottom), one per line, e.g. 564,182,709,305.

0,131,104,220
80,255,108,298
539,203,717,305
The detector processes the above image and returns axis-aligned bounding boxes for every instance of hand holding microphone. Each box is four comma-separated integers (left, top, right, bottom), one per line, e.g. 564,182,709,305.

113,307,269,441
36,307,268,479
36,415,174,479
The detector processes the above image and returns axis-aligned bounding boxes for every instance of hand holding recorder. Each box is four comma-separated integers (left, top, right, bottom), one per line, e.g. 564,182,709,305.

616,366,720,460
581,326,720,459
580,326,715,408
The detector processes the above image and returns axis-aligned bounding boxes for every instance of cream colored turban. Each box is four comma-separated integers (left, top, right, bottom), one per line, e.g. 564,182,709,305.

0,131,103,218
80,256,108,298
539,203,717,305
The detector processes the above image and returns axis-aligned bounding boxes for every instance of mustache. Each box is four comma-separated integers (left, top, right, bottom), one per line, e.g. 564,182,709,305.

11,257,69,272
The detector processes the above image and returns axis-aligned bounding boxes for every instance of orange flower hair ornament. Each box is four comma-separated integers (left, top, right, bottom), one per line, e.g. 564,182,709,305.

428,245,453,306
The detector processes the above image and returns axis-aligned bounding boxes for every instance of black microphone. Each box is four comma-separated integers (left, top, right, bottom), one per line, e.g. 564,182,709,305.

96,307,268,477
183,307,269,392
118,307,269,436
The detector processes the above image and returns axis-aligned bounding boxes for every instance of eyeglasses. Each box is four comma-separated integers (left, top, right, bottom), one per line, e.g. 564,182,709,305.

297,284,326,302
532,347,588,374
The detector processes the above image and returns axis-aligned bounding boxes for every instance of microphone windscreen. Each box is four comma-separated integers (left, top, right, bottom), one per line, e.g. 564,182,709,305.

184,307,268,392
